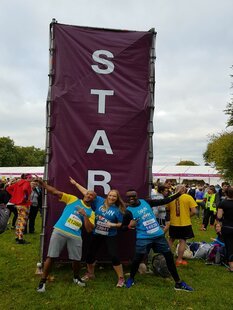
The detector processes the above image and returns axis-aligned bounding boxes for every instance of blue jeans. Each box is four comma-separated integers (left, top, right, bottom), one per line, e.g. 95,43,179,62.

135,235,170,254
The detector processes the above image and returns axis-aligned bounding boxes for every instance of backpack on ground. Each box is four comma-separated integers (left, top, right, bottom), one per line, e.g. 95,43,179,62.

151,253,171,278
0,206,10,234
190,242,212,259
175,243,194,259
206,244,226,265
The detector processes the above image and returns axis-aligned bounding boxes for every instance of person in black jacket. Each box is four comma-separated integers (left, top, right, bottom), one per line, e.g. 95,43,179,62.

217,186,233,271
0,182,10,233
25,181,42,233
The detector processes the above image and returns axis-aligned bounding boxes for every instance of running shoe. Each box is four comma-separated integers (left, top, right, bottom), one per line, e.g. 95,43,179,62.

174,281,193,292
37,281,46,293
73,278,86,287
116,277,125,288
81,273,95,282
176,260,188,267
125,277,134,288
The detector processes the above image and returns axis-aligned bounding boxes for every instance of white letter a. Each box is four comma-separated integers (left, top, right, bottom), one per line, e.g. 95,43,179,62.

87,130,113,154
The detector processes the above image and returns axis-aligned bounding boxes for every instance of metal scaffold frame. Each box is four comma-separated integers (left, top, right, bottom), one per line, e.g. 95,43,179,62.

148,29,156,198
38,18,57,268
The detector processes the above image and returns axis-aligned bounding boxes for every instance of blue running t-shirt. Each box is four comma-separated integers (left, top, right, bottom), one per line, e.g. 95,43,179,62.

92,196,123,236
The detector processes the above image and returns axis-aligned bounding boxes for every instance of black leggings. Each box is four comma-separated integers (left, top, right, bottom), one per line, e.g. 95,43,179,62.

203,208,215,229
86,234,121,266
222,228,233,262
27,205,39,233
130,251,180,283
7,205,18,227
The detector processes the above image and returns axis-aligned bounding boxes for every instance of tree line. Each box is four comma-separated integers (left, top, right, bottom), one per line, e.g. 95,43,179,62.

0,136,45,166
203,66,233,182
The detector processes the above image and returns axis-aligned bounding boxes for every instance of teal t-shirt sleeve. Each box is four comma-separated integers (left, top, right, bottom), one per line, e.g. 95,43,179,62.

92,196,105,211
116,210,123,223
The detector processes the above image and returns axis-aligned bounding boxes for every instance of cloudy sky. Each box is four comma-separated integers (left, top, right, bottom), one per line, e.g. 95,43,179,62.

0,0,232,166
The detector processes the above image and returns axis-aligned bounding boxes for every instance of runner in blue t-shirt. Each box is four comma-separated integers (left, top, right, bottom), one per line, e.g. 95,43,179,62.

70,177,126,288
37,178,96,293
122,188,194,292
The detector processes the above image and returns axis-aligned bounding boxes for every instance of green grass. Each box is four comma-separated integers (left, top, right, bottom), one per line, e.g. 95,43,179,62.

0,215,232,310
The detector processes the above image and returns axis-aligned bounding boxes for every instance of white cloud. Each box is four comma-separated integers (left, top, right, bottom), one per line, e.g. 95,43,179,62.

0,0,232,165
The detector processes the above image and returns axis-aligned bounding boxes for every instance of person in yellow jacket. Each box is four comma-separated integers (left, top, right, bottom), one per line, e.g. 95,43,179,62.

201,185,217,231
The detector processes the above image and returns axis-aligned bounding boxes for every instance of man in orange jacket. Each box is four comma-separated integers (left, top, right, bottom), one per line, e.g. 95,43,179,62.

7,174,32,244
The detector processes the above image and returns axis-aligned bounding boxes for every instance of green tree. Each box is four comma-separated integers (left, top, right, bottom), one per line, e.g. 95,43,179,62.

0,136,18,166
0,136,45,166
176,160,198,166
15,146,45,166
224,102,233,127
203,67,233,181
203,132,233,181
224,65,233,127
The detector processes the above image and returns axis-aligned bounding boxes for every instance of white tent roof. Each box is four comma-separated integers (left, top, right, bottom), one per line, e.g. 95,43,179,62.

152,165,223,185
0,167,44,179
0,165,224,185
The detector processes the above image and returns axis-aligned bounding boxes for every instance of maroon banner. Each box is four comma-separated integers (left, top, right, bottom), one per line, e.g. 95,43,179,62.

44,23,154,261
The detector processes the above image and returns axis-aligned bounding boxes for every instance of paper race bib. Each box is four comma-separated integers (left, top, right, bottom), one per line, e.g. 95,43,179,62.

65,214,82,231
95,218,109,235
143,218,159,234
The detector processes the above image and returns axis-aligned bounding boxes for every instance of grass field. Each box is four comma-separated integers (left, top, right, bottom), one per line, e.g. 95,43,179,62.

0,215,232,310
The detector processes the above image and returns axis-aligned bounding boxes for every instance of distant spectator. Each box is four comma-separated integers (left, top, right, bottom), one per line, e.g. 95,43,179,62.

151,183,157,199
165,180,175,194
152,183,170,230
210,222,225,246
6,174,32,244
5,179,18,229
0,183,10,205
216,186,233,271
188,184,196,200
0,183,10,234
25,181,42,234
195,186,205,218
201,185,217,231
216,182,230,208
167,184,197,266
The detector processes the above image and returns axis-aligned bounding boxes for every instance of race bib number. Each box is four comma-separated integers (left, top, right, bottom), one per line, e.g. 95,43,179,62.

95,218,109,236
65,214,82,231
143,218,159,234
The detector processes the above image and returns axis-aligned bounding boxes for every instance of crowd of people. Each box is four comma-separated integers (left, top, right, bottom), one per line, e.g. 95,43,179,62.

0,174,42,243
1,175,233,293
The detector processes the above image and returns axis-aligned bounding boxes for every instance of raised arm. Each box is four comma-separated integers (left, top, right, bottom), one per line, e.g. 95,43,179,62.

37,178,63,200
69,177,87,196
148,185,186,207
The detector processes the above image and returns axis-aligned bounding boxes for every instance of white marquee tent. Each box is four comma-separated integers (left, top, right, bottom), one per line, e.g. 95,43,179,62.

0,165,224,185
152,165,223,185
0,167,44,179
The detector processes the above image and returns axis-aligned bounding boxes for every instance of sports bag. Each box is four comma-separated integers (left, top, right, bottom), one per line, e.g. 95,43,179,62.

0,206,10,234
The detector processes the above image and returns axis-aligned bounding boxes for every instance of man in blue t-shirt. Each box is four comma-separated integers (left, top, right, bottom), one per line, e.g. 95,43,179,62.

122,188,194,292
37,179,96,293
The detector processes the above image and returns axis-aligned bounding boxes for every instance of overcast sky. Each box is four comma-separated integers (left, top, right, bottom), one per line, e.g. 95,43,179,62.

0,0,232,166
